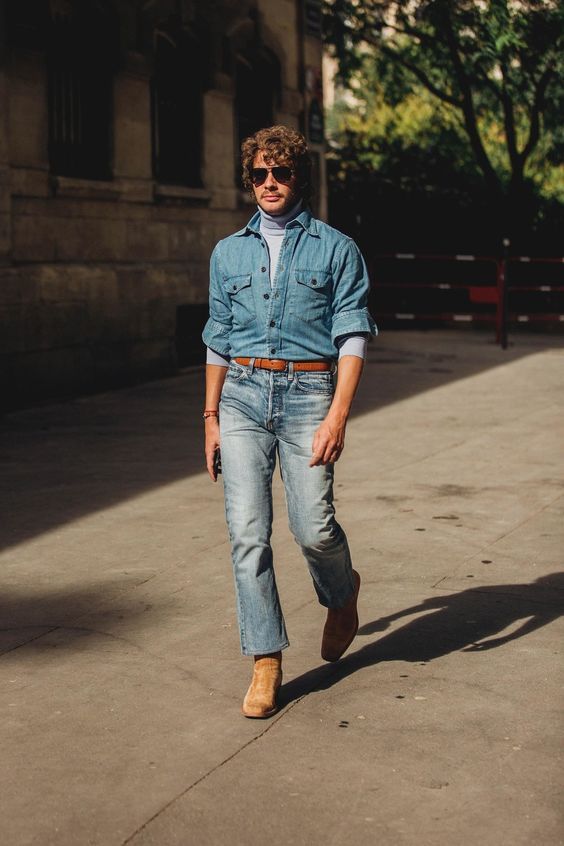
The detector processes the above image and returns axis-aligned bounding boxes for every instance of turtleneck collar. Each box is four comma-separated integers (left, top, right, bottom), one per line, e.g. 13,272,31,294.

258,199,303,232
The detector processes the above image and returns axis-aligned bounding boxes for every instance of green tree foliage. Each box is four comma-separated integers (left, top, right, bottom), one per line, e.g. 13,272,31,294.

324,0,564,243
327,61,484,193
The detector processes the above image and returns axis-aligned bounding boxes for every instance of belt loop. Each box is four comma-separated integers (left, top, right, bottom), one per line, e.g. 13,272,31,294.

249,357,255,375
287,361,294,381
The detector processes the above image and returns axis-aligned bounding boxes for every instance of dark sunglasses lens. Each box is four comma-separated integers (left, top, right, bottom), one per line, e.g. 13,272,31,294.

251,168,268,186
250,167,293,186
272,166,293,183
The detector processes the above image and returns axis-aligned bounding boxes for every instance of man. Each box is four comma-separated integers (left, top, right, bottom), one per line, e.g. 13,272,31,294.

203,125,376,718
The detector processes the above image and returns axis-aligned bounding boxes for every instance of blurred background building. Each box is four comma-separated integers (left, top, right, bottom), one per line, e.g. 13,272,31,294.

0,0,326,408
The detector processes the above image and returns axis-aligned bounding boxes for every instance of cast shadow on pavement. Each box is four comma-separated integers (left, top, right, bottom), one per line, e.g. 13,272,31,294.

0,580,159,657
278,572,564,707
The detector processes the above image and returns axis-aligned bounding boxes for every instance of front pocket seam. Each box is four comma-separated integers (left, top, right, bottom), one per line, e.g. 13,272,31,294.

294,377,334,394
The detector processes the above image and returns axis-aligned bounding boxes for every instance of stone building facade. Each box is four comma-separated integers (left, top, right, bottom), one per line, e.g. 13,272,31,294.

0,0,326,408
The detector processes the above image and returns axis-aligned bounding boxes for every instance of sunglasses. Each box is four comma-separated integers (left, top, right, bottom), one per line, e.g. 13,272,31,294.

250,165,294,186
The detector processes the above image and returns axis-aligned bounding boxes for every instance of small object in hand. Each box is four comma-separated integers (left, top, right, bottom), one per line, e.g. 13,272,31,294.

213,448,222,476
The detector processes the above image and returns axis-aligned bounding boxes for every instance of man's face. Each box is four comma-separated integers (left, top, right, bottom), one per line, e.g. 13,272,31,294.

251,151,301,216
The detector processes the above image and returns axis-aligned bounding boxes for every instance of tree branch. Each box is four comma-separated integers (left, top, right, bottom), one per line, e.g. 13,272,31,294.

480,73,504,105
377,41,461,107
379,20,438,48
442,8,501,195
519,64,555,167
499,61,520,177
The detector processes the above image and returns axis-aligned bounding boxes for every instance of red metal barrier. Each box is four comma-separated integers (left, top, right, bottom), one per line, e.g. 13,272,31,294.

370,252,564,348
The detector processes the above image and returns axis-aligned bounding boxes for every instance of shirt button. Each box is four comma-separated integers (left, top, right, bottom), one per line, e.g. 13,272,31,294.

270,320,275,327
232,285,237,290
263,293,270,300
270,348,276,354
261,266,267,272
311,278,317,285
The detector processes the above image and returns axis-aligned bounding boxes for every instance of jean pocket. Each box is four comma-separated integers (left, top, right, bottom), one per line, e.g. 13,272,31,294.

225,362,247,381
294,372,335,395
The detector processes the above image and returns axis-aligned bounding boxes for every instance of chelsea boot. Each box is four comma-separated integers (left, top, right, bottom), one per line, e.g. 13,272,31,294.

321,570,361,662
242,652,283,718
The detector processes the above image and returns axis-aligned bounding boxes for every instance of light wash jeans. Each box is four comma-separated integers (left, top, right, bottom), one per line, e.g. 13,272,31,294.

219,359,356,656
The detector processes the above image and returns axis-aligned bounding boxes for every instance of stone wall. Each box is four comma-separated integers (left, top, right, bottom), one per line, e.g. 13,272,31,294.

0,0,326,409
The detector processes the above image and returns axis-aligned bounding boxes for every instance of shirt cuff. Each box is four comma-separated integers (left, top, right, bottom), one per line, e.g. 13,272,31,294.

331,309,377,346
202,318,231,356
206,347,230,367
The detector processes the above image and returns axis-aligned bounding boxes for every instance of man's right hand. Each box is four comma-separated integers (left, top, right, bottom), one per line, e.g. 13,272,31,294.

205,417,221,482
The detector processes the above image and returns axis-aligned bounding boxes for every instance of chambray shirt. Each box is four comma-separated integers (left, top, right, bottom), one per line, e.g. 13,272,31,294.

202,206,377,361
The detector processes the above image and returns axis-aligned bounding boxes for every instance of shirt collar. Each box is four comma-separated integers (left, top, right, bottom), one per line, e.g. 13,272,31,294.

234,205,318,237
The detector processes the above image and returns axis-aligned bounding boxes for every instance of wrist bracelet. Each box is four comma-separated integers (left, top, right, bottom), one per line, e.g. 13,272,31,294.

203,409,219,419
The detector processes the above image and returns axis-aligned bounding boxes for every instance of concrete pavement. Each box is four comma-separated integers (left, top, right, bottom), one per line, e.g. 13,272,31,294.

1,330,563,846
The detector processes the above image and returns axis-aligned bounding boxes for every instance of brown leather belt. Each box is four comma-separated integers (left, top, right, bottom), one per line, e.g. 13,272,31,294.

234,357,332,372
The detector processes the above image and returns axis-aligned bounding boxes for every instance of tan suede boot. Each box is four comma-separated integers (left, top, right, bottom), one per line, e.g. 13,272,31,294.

242,652,283,718
321,570,361,662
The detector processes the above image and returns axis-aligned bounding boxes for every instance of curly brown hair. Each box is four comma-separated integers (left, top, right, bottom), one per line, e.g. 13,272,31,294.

241,125,312,204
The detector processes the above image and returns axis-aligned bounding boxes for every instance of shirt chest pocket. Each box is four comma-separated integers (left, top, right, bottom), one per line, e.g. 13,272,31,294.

293,269,332,324
223,273,256,328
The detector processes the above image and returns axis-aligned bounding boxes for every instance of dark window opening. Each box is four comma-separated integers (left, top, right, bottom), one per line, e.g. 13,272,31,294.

6,0,49,51
47,3,119,180
235,47,281,177
151,16,205,187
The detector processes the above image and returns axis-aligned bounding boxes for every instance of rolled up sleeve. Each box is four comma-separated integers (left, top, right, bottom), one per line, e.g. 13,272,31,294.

202,245,233,357
331,239,377,345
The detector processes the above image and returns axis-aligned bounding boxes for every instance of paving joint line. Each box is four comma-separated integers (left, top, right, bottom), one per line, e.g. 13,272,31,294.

120,693,310,845
0,573,161,660
0,626,60,658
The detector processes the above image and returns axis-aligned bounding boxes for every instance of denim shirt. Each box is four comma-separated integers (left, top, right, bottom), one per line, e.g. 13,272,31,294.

202,207,377,361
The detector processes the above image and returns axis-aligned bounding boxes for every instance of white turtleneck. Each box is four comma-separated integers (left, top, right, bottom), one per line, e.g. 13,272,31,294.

206,203,367,365
259,199,303,285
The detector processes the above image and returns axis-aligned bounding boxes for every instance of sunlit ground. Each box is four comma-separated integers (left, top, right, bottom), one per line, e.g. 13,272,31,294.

1,331,563,845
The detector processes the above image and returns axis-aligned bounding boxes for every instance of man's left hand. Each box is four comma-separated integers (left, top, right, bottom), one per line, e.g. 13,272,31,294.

310,414,346,466
309,356,363,467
